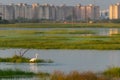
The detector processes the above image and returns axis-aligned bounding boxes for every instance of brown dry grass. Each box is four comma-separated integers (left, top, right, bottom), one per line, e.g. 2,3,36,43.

50,71,108,80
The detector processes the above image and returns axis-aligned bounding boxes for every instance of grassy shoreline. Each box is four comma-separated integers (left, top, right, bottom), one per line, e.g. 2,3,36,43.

1,67,120,80
0,69,35,77
51,67,120,80
1,23,120,28
0,69,49,78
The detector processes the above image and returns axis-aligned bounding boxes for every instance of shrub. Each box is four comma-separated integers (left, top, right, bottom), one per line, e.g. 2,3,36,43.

103,67,120,78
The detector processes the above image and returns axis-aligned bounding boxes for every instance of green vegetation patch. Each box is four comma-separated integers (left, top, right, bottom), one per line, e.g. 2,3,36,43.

0,23,120,49
0,55,53,63
42,29,96,34
0,69,35,77
0,23,120,28
103,67,120,78
0,69,49,79
0,29,119,50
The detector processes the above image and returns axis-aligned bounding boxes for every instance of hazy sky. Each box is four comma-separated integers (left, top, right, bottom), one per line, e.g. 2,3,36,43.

0,0,120,10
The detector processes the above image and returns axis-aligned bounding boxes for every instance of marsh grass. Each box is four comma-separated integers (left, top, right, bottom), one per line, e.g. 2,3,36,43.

43,30,96,34
0,23,120,49
0,37,119,50
50,71,107,80
1,23,120,28
0,69,50,79
1,67,120,79
0,69,35,77
103,67,120,78
0,29,119,49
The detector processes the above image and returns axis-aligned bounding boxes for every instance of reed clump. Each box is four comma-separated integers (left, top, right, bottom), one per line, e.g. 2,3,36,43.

0,55,53,63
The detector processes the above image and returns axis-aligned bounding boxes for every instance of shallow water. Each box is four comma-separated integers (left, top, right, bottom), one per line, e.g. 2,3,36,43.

0,49,120,73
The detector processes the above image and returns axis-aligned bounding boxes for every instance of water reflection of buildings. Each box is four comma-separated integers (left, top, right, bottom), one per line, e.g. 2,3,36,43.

109,28,119,36
29,63,38,73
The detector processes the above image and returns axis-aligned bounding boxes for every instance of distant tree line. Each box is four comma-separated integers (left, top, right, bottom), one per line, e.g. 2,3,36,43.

1,17,120,24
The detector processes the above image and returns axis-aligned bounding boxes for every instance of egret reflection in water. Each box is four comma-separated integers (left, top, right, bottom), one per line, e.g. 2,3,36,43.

29,63,38,73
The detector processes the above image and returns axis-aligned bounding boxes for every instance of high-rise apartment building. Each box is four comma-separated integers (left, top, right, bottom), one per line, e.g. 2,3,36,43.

85,4,100,21
32,3,40,19
13,3,33,20
74,4,100,21
32,3,56,20
49,5,56,20
80,6,86,21
74,4,81,21
55,5,74,21
0,5,4,19
109,3,120,19
3,5,14,20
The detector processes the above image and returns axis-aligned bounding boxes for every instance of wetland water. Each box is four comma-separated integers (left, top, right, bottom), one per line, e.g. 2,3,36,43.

0,27,120,79
0,49,120,73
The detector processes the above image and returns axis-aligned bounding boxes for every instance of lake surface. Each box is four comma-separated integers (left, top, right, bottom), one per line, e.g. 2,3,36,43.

0,49,120,73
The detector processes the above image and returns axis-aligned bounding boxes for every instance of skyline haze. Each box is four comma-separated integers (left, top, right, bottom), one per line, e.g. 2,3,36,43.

0,0,120,10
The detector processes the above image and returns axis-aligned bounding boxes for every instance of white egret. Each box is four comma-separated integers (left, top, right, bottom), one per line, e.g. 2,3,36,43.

29,53,38,62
